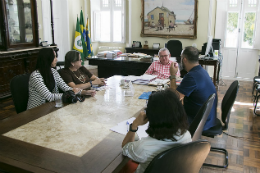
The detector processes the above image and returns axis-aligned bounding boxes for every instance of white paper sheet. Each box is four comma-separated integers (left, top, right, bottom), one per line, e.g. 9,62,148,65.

110,117,149,139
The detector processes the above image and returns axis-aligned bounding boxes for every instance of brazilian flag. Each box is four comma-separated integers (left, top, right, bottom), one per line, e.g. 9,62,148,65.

73,17,83,54
79,10,88,61
86,18,93,57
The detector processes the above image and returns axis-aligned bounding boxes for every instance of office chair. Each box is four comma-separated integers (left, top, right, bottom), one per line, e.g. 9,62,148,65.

144,140,211,173
252,76,260,97
253,84,260,116
56,61,65,70
189,93,216,141
10,74,30,114
166,40,182,63
202,80,239,168
166,40,187,77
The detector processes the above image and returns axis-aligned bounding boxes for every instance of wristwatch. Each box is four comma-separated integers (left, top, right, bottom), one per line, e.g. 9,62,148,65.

169,75,176,80
129,123,138,132
89,80,93,87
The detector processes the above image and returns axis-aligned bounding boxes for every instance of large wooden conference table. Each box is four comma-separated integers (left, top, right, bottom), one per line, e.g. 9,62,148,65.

0,76,156,173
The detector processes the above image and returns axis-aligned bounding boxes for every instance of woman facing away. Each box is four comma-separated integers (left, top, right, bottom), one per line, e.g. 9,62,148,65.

27,48,82,110
121,89,192,173
59,50,105,94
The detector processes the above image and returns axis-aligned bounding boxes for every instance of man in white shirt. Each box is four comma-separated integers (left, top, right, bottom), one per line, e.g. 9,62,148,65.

145,48,180,79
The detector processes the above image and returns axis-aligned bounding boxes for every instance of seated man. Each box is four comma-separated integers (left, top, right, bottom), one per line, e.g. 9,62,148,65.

169,46,217,131
145,48,180,79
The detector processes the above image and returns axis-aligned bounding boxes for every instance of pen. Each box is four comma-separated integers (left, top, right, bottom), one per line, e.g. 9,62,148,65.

126,121,129,132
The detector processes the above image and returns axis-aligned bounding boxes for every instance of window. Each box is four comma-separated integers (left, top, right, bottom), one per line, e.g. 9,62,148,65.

91,0,125,43
242,12,256,48
224,0,259,48
248,0,257,7
229,0,238,7
225,12,239,47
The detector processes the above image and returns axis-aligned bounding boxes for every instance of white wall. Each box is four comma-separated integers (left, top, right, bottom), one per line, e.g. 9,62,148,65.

37,0,217,56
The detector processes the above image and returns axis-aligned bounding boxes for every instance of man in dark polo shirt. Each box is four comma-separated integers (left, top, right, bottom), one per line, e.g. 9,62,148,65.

169,46,217,131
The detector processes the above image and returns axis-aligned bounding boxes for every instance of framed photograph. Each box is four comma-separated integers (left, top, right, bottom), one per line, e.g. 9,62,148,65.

132,41,142,48
141,0,198,39
152,43,160,49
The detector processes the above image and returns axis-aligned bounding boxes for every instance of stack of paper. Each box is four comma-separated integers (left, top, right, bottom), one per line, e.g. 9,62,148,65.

148,79,170,86
110,117,149,139
132,74,157,85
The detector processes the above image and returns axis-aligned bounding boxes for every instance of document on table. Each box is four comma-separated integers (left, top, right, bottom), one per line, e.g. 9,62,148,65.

148,79,169,86
110,117,149,139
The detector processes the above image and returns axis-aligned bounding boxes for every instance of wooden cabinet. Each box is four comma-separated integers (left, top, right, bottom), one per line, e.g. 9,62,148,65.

0,49,39,98
0,0,39,51
0,0,43,98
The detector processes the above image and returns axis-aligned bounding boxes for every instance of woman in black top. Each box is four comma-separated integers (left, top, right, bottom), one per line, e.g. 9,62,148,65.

59,50,105,96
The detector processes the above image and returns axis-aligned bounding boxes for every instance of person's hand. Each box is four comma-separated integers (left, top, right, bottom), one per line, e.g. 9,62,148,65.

132,111,148,129
92,78,106,86
84,90,96,97
99,78,106,86
170,62,179,76
72,88,81,94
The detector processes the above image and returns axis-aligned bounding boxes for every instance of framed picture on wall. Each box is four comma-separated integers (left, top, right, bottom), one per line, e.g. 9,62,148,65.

141,0,198,39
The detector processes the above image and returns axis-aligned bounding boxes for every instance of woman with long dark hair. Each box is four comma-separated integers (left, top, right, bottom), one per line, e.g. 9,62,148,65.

27,48,80,109
121,89,192,173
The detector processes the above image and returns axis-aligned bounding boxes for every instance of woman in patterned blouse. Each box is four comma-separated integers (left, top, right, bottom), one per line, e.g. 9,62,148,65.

27,48,81,109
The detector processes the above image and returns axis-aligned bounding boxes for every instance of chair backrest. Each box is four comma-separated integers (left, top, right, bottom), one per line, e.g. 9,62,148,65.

144,140,211,173
10,74,30,114
221,80,239,130
166,40,182,62
189,93,216,141
56,61,65,70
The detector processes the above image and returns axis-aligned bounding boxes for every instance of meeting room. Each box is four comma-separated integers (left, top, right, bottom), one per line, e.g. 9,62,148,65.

0,0,260,172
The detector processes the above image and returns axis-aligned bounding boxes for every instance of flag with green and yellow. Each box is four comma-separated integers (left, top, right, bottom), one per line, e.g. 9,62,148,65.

73,17,83,53
79,10,88,60
86,18,93,57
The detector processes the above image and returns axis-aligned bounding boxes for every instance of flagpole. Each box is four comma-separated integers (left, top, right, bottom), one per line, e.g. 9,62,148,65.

50,0,57,46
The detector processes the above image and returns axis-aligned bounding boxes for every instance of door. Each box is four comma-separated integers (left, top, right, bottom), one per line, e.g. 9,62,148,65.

215,0,259,80
159,13,164,28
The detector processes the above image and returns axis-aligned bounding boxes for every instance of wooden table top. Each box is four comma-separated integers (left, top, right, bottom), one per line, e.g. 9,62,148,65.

0,76,156,173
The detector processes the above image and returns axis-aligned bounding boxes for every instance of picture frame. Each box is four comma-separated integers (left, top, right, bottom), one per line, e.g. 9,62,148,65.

152,43,160,49
141,0,198,39
132,41,142,48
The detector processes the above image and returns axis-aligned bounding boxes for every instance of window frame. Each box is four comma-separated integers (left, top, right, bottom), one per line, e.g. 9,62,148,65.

224,0,259,49
91,0,125,43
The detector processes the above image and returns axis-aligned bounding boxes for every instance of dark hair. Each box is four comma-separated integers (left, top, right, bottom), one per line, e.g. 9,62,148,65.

146,89,188,140
182,46,199,63
65,50,81,69
35,48,55,91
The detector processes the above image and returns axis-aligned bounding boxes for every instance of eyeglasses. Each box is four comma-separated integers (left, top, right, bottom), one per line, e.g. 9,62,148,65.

159,55,169,58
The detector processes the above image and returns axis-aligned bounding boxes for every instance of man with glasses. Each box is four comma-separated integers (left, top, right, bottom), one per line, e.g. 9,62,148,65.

145,48,180,79
169,46,217,131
